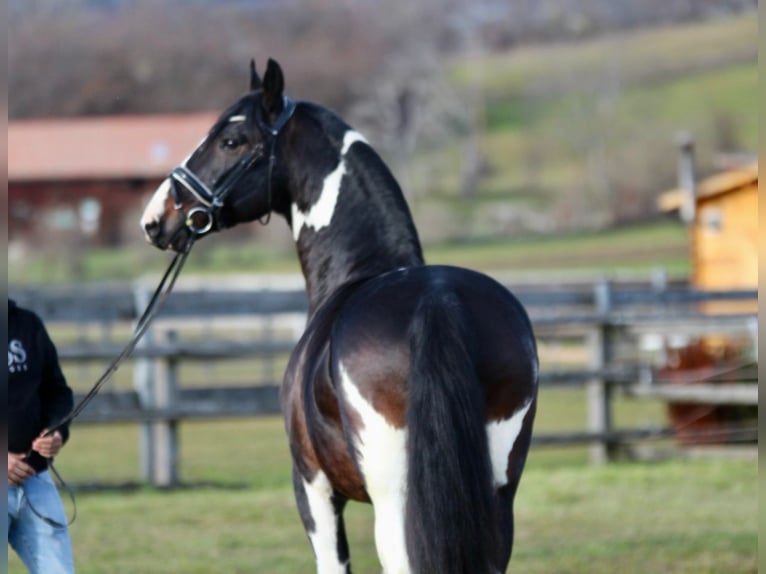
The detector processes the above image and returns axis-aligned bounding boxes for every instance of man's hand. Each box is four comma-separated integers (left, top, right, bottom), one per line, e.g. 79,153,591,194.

32,429,64,458
8,452,35,486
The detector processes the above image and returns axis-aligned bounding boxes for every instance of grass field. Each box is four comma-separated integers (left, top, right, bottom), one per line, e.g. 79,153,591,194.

8,413,757,573
8,381,758,573
424,220,689,277
9,219,690,285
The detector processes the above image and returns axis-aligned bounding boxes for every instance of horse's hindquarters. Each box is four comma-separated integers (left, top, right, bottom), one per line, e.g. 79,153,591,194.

331,265,538,422
328,265,538,573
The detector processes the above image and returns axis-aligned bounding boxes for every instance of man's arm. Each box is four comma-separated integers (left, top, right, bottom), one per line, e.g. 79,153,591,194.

37,320,74,445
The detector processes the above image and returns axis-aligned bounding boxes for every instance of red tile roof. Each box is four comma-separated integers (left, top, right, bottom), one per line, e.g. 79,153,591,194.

9,113,219,182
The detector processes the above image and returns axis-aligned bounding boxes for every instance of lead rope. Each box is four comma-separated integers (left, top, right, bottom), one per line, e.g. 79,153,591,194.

22,236,195,528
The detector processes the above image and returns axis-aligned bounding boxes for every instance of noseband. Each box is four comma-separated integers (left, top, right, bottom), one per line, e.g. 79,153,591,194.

169,96,297,235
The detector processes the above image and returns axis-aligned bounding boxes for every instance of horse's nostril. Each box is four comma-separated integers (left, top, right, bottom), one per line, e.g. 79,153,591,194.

145,221,161,240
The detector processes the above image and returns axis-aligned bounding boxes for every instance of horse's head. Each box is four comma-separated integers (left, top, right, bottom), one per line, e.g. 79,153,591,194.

141,58,295,251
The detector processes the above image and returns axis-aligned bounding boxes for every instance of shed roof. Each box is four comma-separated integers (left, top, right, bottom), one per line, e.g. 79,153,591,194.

658,162,758,212
9,113,218,182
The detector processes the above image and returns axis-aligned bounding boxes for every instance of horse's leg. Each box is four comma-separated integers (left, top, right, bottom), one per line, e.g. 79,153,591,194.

494,484,516,572
371,490,410,574
490,402,536,573
293,466,351,574
338,366,410,574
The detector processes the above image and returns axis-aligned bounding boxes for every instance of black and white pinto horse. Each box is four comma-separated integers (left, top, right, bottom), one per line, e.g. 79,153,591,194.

141,59,538,574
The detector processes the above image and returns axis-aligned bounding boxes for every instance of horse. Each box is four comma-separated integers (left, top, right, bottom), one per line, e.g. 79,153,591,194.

140,58,538,574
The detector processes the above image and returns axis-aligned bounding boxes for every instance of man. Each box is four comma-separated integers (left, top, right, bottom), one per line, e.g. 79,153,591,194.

8,299,75,574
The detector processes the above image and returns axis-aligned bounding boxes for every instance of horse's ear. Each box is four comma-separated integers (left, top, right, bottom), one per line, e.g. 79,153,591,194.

261,58,285,120
249,59,262,91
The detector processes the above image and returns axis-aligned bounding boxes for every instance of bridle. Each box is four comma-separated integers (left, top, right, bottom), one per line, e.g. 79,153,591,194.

168,96,297,235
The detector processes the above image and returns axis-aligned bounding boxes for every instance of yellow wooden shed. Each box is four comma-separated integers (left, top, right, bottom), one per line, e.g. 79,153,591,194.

658,161,758,313
657,160,757,445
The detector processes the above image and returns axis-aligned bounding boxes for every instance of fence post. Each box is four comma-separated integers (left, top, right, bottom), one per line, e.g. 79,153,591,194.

587,278,617,464
132,285,156,483
150,329,180,487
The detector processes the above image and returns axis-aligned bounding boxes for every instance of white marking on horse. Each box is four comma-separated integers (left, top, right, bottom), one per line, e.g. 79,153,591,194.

291,130,367,241
291,161,346,241
140,131,211,238
303,471,349,574
339,363,411,574
486,399,534,488
140,178,172,237
228,114,246,123
341,130,367,155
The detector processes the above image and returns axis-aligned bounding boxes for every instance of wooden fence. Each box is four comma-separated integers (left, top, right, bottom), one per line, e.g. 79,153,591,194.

10,278,758,485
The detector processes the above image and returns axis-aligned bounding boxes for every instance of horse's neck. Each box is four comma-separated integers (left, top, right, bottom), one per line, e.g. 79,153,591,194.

288,135,424,313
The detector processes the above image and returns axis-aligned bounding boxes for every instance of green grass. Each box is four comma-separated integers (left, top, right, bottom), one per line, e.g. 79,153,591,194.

9,409,756,573
8,349,757,573
407,13,758,230
423,220,689,277
468,60,756,198
439,47,758,228
9,238,303,284
10,220,690,285
513,458,756,573
450,13,757,100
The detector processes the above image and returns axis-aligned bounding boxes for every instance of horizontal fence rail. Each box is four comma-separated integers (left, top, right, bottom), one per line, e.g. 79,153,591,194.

71,386,283,423
10,278,758,484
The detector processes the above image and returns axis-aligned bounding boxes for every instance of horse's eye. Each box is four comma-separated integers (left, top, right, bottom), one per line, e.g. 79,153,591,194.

221,137,242,150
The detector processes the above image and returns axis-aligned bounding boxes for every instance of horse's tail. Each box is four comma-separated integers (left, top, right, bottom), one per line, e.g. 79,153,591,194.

405,289,499,574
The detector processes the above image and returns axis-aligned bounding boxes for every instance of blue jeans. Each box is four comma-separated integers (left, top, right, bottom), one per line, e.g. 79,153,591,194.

8,470,75,574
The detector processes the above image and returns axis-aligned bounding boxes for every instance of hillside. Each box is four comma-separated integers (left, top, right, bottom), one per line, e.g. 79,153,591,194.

404,13,756,238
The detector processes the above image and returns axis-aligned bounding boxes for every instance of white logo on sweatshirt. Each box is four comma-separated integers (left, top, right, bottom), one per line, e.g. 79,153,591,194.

8,339,29,373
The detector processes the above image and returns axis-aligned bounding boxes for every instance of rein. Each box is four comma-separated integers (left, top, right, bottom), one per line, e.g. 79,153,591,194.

169,96,297,234
23,236,196,528
24,96,296,529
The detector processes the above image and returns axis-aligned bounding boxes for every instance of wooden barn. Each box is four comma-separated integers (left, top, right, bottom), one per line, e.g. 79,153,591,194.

9,112,217,247
658,160,758,314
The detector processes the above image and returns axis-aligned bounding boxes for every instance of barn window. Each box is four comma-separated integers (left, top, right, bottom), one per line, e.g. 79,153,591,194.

79,198,102,235
47,207,77,230
700,206,722,233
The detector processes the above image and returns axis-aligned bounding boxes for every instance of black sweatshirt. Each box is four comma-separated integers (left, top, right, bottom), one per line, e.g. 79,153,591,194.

8,300,74,472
